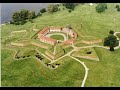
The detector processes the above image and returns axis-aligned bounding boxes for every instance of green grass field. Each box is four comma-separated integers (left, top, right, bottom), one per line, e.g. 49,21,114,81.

116,33,120,39
1,3,120,87
71,47,99,61
50,35,64,41
1,52,85,86
81,48,120,86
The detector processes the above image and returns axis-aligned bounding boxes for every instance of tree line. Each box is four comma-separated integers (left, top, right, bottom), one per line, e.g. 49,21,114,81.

10,3,120,25
10,3,78,25
10,9,36,25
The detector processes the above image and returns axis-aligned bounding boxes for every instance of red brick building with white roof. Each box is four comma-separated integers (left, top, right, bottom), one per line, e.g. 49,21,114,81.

38,26,78,45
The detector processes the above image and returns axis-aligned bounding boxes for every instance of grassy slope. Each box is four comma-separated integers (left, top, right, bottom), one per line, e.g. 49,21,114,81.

1,50,85,86
81,48,120,87
1,3,120,86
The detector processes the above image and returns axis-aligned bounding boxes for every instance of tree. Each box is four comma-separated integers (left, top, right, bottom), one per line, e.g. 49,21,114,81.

11,9,38,25
40,8,46,13
104,31,119,51
31,11,36,18
19,9,29,20
28,11,36,19
96,3,107,13
63,3,75,10
12,9,30,25
115,5,119,9
117,7,120,11
68,9,72,13
47,4,59,14
53,5,59,12
109,30,114,34
47,4,54,13
37,12,42,17
12,12,20,22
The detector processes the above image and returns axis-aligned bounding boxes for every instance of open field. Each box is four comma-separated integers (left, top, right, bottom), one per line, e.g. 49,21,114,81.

50,35,64,41
1,3,120,87
71,47,99,61
81,48,120,86
1,51,85,86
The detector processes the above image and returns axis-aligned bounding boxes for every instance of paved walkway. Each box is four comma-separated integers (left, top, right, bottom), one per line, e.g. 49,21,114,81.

69,55,89,87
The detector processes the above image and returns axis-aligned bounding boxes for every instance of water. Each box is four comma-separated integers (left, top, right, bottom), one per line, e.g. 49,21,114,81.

1,3,56,24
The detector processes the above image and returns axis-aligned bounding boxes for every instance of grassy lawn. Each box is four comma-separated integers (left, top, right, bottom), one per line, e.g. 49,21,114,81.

71,47,99,61
116,33,120,39
1,49,85,87
74,43,89,47
16,49,37,57
63,46,73,54
50,35,64,41
1,3,120,86
80,48,120,86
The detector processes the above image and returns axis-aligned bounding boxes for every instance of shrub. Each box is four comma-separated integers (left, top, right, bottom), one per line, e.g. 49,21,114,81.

23,56,26,58
11,9,34,25
63,3,75,10
68,10,71,13
19,20,26,25
27,11,36,19
40,8,47,13
117,7,120,11
109,30,114,34
10,21,14,24
56,4,60,7
96,3,107,13
29,19,34,23
14,21,20,25
27,55,30,57
37,12,42,17
115,5,119,9
47,4,59,14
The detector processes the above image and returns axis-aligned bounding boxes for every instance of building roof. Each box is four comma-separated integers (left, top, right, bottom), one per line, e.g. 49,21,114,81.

38,26,78,45
50,27,62,30
63,38,76,44
39,28,49,35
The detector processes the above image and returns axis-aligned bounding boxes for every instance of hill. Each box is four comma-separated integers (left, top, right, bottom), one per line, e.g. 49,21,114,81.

1,3,120,87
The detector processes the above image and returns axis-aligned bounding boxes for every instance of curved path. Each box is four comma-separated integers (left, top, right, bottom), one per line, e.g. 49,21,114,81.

69,55,89,87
